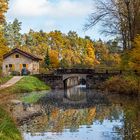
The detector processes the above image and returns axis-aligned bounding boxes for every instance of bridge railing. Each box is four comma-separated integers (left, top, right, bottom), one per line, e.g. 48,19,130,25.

55,69,122,75
55,69,95,74
55,68,140,75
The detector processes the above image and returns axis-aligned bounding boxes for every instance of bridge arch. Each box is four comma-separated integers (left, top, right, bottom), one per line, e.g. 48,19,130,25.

63,74,87,89
63,76,79,89
63,74,87,81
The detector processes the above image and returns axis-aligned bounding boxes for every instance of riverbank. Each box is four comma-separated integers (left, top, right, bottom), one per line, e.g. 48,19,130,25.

0,107,22,140
0,76,50,94
103,74,140,95
0,76,50,140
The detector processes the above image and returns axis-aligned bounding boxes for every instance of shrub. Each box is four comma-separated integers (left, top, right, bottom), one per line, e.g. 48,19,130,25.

11,71,20,76
103,75,140,95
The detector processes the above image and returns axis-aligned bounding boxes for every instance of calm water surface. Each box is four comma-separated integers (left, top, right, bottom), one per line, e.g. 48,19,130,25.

21,85,140,140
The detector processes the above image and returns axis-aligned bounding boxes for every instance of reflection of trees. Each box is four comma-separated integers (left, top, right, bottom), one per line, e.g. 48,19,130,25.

95,104,122,123
122,102,140,140
23,107,96,133
22,94,140,140
107,95,140,140
87,95,140,140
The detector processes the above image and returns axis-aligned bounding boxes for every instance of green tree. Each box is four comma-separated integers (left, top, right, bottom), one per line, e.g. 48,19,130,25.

45,48,50,68
4,18,22,48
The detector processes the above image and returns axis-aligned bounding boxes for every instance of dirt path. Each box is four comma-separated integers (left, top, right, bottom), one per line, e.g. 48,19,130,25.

0,76,23,90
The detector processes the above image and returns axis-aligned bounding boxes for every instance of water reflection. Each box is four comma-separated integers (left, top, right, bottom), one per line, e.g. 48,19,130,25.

21,86,140,140
63,85,87,104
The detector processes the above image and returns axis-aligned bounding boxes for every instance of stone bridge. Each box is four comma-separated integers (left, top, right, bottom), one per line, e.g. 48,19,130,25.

36,69,124,89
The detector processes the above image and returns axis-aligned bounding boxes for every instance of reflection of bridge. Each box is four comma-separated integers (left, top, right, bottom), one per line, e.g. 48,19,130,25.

63,85,87,104
37,69,123,89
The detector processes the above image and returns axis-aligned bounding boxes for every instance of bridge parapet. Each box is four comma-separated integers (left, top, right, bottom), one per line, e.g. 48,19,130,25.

55,69,95,75
36,74,64,89
55,68,124,75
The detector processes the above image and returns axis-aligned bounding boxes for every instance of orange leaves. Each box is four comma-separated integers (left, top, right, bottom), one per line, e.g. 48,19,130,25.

49,49,59,68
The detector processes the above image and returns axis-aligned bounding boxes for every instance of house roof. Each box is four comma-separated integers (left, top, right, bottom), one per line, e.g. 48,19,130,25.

3,48,42,61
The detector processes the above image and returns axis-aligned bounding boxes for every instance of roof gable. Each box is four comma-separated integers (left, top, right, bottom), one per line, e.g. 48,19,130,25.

3,48,42,61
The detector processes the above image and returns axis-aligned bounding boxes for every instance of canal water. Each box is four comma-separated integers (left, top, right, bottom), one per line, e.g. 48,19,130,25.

21,85,140,140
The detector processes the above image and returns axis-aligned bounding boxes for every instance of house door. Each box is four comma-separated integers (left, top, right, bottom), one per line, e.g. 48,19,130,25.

21,64,29,75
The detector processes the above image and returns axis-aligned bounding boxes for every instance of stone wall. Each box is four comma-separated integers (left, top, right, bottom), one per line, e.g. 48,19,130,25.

36,74,80,89
36,74,64,89
86,73,120,88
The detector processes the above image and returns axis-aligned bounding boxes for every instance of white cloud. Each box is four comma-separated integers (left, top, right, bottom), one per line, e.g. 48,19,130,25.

7,0,92,19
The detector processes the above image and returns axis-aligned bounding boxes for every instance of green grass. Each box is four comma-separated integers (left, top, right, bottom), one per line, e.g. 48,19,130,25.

0,76,50,94
0,108,22,140
21,91,47,103
0,76,13,85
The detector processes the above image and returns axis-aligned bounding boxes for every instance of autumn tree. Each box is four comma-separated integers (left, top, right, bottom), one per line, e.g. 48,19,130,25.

0,0,8,25
19,29,97,69
94,39,121,68
84,40,96,68
49,50,59,69
0,31,9,67
129,35,140,70
0,0,9,71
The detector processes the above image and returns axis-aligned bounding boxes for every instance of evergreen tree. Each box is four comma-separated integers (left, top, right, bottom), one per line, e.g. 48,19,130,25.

45,48,50,67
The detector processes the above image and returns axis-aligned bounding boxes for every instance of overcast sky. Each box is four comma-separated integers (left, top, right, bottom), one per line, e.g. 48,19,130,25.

6,0,110,40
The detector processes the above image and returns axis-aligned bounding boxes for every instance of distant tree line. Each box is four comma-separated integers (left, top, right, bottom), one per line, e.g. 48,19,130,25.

1,0,140,73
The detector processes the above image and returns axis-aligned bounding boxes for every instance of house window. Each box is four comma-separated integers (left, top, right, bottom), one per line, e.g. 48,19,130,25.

9,64,12,68
15,54,20,58
23,64,26,67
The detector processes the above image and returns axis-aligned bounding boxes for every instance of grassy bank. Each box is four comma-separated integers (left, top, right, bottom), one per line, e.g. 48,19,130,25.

0,108,22,140
103,74,140,95
0,76,13,85
0,76,50,140
0,76,50,94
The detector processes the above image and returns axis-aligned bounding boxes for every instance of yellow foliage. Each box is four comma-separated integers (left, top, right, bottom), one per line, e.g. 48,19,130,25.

85,41,96,68
0,31,9,66
0,0,8,24
49,50,59,68
129,35,140,70
61,49,77,67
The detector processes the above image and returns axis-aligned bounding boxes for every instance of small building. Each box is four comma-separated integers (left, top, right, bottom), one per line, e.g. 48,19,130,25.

2,48,42,75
